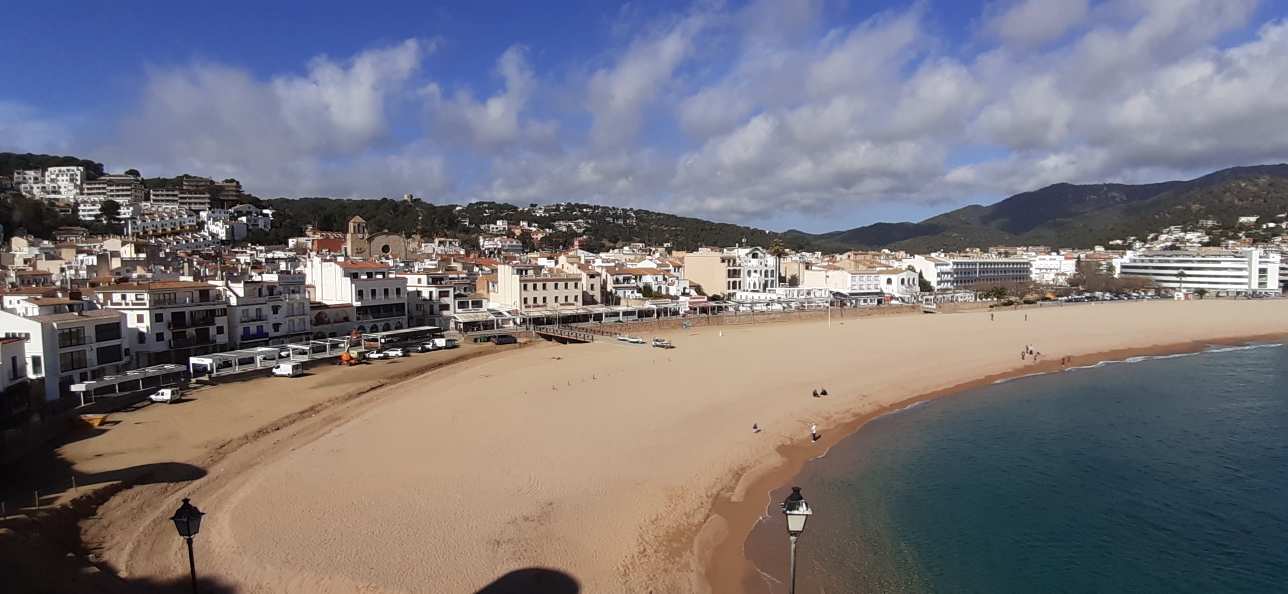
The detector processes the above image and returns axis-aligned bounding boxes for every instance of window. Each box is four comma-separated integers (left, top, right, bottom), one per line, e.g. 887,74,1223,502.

97,344,123,364
30,355,42,375
383,288,390,298
356,289,363,299
95,322,121,342
137,330,146,344
136,314,144,323
9,356,18,380
154,313,163,323
216,326,224,335
59,350,88,371
395,287,401,297
155,332,164,342
57,327,87,348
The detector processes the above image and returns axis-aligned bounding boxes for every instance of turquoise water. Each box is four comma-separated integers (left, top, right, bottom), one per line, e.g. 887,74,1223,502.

748,344,1288,594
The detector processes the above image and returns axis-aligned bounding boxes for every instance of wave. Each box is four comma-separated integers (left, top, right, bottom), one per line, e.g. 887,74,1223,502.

994,371,1052,384
1204,343,1283,354
1064,343,1283,372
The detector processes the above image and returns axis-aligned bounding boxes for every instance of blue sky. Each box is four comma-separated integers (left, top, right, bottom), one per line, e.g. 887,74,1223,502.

3,0,1288,232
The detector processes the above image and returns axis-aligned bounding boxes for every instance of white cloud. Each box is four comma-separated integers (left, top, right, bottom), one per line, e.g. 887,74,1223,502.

426,45,557,152
587,13,707,147
984,0,1089,47
109,39,434,197
41,0,1288,230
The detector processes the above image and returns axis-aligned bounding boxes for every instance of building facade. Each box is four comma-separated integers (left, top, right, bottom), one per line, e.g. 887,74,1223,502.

1117,249,1282,294
97,281,231,367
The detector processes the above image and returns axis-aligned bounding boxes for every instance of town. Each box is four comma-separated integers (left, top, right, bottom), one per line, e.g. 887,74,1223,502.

2,162,1287,441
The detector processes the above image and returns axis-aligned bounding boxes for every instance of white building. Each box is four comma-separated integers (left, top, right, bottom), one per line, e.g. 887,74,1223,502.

1030,254,1077,286
223,273,311,347
96,281,231,367
1117,249,1281,294
0,305,128,403
303,257,408,333
127,206,201,237
904,254,1032,290
83,174,145,204
44,166,85,197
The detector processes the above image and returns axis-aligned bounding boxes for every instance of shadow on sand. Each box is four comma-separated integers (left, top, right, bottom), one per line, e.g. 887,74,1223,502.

476,567,581,594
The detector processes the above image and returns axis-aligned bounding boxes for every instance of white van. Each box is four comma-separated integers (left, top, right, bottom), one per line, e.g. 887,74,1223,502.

431,337,459,349
149,387,182,403
271,361,304,377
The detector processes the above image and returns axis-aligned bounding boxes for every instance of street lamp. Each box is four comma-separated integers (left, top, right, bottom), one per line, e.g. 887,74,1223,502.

170,497,205,594
780,486,813,594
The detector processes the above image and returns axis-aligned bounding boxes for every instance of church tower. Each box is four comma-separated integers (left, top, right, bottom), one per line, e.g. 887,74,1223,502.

345,215,370,258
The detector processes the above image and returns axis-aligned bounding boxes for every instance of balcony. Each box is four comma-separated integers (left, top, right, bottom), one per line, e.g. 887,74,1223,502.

239,330,270,341
169,335,216,349
171,317,218,330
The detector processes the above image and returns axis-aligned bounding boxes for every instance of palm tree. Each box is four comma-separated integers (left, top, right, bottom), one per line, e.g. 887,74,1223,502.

769,238,787,284
1176,270,1187,294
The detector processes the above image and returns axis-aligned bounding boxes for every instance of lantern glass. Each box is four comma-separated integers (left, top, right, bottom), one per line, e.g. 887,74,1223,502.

170,498,204,539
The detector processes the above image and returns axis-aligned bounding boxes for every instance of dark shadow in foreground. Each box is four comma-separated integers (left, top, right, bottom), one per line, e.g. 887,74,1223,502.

476,567,580,594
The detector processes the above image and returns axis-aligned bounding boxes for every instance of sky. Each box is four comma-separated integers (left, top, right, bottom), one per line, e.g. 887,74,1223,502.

3,0,1288,232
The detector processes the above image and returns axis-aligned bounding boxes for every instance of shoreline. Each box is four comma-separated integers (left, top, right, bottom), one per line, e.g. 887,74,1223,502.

697,330,1288,594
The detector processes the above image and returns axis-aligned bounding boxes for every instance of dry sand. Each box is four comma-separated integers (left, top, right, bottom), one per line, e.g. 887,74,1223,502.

82,299,1288,593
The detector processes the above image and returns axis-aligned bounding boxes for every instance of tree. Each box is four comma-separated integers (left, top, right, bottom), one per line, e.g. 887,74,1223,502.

99,199,121,222
1195,288,1209,299
787,273,799,287
769,238,787,282
124,168,141,177
916,271,933,293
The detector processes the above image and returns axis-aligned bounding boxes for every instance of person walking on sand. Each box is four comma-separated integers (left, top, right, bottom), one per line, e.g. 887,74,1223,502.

810,424,819,442
991,312,995,321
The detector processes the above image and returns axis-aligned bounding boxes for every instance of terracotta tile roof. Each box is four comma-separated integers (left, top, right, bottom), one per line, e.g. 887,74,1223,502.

336,260,389,270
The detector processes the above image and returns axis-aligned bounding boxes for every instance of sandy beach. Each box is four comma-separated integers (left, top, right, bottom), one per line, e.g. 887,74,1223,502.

70,299,1288,593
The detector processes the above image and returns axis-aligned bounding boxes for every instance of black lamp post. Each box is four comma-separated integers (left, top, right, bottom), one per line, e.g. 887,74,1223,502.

170,497,205,594
780,486,813,594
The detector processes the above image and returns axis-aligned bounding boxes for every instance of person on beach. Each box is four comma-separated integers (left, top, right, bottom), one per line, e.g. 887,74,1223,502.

820,388,828,396
810,424,819,442
753,423,761,433
812,389,819,398
991,312,995,321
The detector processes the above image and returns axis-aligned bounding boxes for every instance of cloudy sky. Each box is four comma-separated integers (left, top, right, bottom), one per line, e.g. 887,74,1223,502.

4,0,1288,231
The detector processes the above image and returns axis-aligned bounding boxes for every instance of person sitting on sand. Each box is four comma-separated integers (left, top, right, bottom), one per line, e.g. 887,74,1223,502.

820,388,828,396
812,389,819,398
753,423,761,433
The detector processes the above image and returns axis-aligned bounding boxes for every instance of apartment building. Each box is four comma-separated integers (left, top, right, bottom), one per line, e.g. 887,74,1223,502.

397,270,473,326
0,337,29,423
905,254,1032,290
1030,254,1077,285
304,257,408,332
83,174,145,204
223,273,311,347
683,249,743,298
0,304,128,403
1117,249,1281,294
44,166,84,197
148,188,180,205
493,263,583,311
127,207,201,237
97,281,230,366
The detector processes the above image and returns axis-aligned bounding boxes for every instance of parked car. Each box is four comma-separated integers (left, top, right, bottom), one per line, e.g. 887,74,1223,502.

386,347,407,357
271,361,304,377
415,342,436,353
149,388,182,404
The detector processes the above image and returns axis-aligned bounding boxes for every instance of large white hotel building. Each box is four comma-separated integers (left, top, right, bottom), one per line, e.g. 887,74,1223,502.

1116,248,1282,294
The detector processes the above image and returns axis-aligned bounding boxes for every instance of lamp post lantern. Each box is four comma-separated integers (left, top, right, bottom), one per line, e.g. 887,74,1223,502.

780,486,813,594
170,497,205,594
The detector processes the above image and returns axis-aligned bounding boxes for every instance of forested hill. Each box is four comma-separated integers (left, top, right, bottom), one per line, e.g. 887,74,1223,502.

791,164,1288,251
0,152,105,179
254,198,793,251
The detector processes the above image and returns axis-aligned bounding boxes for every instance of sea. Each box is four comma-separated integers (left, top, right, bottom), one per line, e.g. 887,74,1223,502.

746,342,1288,594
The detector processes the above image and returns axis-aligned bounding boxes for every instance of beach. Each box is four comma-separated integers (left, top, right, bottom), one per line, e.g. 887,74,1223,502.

69,299,1288,593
